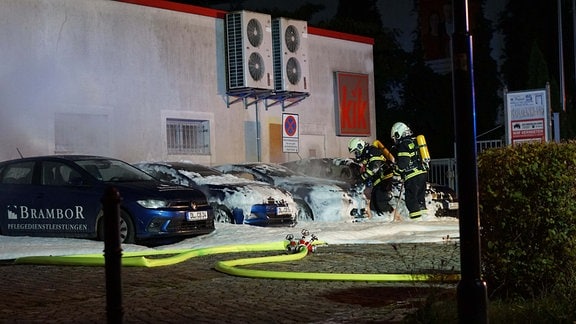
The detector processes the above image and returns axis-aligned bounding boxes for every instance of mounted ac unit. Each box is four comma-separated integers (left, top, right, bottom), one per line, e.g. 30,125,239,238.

272,18,310,93
225,11,274,90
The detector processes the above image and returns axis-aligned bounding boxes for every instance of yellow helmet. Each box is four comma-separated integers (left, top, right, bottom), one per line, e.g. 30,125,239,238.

348,138,367,157
391,122,412,141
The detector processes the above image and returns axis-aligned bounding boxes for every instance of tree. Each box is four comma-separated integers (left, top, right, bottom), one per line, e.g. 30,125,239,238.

470,1,503,141
498,0,559,92
498,0,576,140
398,0,501,157
317,0,412,148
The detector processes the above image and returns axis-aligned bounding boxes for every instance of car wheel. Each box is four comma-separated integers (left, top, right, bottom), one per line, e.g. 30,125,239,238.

295,200,314,221
97,210,135,244
119,211,135,244
213,204,234,224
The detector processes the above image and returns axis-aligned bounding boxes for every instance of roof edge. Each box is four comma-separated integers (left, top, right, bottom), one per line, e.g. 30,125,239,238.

116,0,374,45
307,26,374,45
117,0,228,19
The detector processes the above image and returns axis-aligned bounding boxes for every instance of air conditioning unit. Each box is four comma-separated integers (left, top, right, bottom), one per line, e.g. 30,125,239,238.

225,11,274,90
272,18,310,93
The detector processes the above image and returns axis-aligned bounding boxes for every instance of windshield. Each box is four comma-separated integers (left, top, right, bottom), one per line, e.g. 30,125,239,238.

76,159,155,182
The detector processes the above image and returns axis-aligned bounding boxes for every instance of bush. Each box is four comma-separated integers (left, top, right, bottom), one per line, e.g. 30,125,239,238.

478,141,576,299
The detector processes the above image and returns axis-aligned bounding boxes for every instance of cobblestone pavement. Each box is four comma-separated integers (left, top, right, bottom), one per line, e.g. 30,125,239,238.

0,242,461,324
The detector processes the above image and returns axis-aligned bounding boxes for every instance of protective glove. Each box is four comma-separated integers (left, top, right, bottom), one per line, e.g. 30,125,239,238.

332,158,356,166
392,165,405,181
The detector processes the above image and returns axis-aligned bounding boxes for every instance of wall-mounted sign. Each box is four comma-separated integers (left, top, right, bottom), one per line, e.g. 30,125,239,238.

335,72,371,136
504,86,550,145
282,113,299,153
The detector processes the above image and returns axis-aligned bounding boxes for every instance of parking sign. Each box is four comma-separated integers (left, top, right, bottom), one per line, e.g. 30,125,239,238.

282,113,299,153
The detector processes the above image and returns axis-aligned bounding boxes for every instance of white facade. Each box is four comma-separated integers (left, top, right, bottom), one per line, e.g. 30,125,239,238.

0,0,375,165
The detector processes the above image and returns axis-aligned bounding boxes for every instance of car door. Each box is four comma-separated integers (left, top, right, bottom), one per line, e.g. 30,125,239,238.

35,160,102,238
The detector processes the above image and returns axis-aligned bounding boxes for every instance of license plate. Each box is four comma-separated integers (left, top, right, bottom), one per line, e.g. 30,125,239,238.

187,211,208,221
448,202,459,210
276,206,291,215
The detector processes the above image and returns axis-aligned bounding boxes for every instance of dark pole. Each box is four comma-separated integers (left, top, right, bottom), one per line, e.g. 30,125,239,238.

102,186,124,324
558,0,566,112
451,0,488,323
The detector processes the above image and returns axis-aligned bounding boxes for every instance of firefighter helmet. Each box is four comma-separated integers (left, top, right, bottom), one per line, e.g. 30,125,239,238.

348,138,367,156
391,122,412,141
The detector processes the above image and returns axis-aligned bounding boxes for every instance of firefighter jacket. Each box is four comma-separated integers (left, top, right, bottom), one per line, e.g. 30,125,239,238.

394,136,427,180
355,145,394,187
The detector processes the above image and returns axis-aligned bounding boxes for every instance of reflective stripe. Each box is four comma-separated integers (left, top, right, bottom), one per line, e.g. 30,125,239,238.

397,152,414,158
404,168,426,180
409,210,425,219
381,172,393,180
368,156,385,163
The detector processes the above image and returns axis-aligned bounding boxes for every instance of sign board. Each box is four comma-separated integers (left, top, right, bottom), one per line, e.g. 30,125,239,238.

504,87,550,145
335,72,371,136
282,113,299,153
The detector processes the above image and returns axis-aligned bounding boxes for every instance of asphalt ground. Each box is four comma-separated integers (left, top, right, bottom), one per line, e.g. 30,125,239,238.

0,242,461,324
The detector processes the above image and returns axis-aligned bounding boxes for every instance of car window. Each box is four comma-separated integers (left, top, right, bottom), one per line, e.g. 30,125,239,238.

41,161,83,186
76,159,153,182
0,161,34,184
151,168,188,185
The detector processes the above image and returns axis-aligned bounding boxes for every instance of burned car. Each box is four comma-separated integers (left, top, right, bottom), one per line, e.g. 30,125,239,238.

215,162,368,222
283,158,458,218
135,162,298,226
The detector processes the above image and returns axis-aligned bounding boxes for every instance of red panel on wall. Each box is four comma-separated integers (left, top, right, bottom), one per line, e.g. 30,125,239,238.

335,72,370,136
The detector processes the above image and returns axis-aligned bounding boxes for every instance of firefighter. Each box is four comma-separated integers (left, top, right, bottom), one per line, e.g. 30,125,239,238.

348,138,395,214
390,122,429,220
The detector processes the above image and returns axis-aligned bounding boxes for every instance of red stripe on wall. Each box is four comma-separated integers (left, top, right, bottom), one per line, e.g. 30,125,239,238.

117,0,227,19
308,26,374,45
116,0,374,45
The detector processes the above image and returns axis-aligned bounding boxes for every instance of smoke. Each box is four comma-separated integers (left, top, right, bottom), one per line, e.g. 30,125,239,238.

0,55,61,159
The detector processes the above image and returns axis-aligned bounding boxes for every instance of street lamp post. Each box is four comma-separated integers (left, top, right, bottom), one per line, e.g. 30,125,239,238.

451,0,488,322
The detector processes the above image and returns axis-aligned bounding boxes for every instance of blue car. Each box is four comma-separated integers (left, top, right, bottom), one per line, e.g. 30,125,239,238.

0,155,214,244
134,162,298,227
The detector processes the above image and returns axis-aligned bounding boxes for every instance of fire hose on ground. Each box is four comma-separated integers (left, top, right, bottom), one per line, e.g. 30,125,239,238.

12,229,460,282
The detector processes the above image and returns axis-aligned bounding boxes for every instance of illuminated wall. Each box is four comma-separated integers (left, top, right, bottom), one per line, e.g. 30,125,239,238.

0,0,375,164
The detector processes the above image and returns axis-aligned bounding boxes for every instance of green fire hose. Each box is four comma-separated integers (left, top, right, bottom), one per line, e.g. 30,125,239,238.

13,240,460,282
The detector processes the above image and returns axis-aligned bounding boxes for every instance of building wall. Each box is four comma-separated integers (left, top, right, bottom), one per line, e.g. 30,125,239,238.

0,0,375,165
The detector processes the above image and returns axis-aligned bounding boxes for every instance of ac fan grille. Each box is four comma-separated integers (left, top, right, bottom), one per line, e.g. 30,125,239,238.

248,52,265,81
284,25,300,53
286,57,301,85
246,18,263,47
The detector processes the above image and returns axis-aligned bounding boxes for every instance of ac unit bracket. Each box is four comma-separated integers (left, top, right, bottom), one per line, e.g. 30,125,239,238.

265,91,309,110
226,89,309,111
